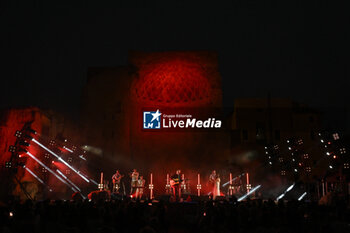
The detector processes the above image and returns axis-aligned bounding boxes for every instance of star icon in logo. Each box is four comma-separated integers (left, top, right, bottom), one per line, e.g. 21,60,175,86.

150,109,161,122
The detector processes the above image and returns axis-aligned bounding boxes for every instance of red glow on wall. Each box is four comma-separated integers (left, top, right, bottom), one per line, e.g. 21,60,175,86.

133,59,212,106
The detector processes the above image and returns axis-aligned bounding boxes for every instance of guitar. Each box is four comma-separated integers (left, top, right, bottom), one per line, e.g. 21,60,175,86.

170,177,181,186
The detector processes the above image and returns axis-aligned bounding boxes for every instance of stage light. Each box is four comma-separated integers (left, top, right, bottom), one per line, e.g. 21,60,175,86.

286,184,295,192
333,133,339,140
32,139,90,183
19,140,30,147
333,155,337,159
25,127,37,135
288,147,291,150
238,185,261,201
26,152,78,192
15,130,22,138
320,139,324,143
298,192,307,201
8,145,17,153
63,146,73,153
5,161,12,168
56,169,81,192
329,165,333,169
340,148,346,154
344,163,349,169
25,167,45,185
294,169,298,172
9,212,13,217
222,173,245,187
276,193,285,201
326,152,330,155
276,183,295,201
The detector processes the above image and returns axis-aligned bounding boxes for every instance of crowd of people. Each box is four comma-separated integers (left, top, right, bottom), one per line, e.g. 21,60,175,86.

1,196,349,233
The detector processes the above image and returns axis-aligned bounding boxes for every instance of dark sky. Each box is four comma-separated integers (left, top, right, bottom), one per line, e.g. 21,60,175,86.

1,2,349,128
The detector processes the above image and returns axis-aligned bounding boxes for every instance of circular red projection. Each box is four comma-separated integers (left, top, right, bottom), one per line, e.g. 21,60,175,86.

133,59,211,106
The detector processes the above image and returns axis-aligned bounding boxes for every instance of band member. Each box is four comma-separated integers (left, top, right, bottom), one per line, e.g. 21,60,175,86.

213,174,221,200
170,169,183,200
112,170,123,193
209,170,217,184
135,175,145,200
130,169,139,195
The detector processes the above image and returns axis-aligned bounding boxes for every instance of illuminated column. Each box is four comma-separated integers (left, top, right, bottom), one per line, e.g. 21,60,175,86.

166,173,170,194
197,174,201,196
181,174,186,192
246,173,251,194
149,173,154,200
98,172,104,191
229,173,233,196
321,179,325,197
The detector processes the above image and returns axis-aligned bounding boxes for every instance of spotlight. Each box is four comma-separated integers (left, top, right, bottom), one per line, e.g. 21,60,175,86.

26,128,37,135
276,183,295,201
19,140,30,147
298,192,307,201
26,152,78,192
5,161,12,168
33,139,89,183
238,185,261,201
329,165,333,169
14,131,22,138
8,145,17,153
23,135,33,141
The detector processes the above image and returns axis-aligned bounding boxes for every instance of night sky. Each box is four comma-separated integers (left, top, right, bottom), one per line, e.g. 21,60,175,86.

1,3,349,129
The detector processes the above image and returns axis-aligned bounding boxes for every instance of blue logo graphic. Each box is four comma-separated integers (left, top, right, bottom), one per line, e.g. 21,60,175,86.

143,110,162,129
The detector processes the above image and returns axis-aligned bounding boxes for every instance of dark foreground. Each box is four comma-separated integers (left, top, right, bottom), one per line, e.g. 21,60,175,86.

1,198,349,233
